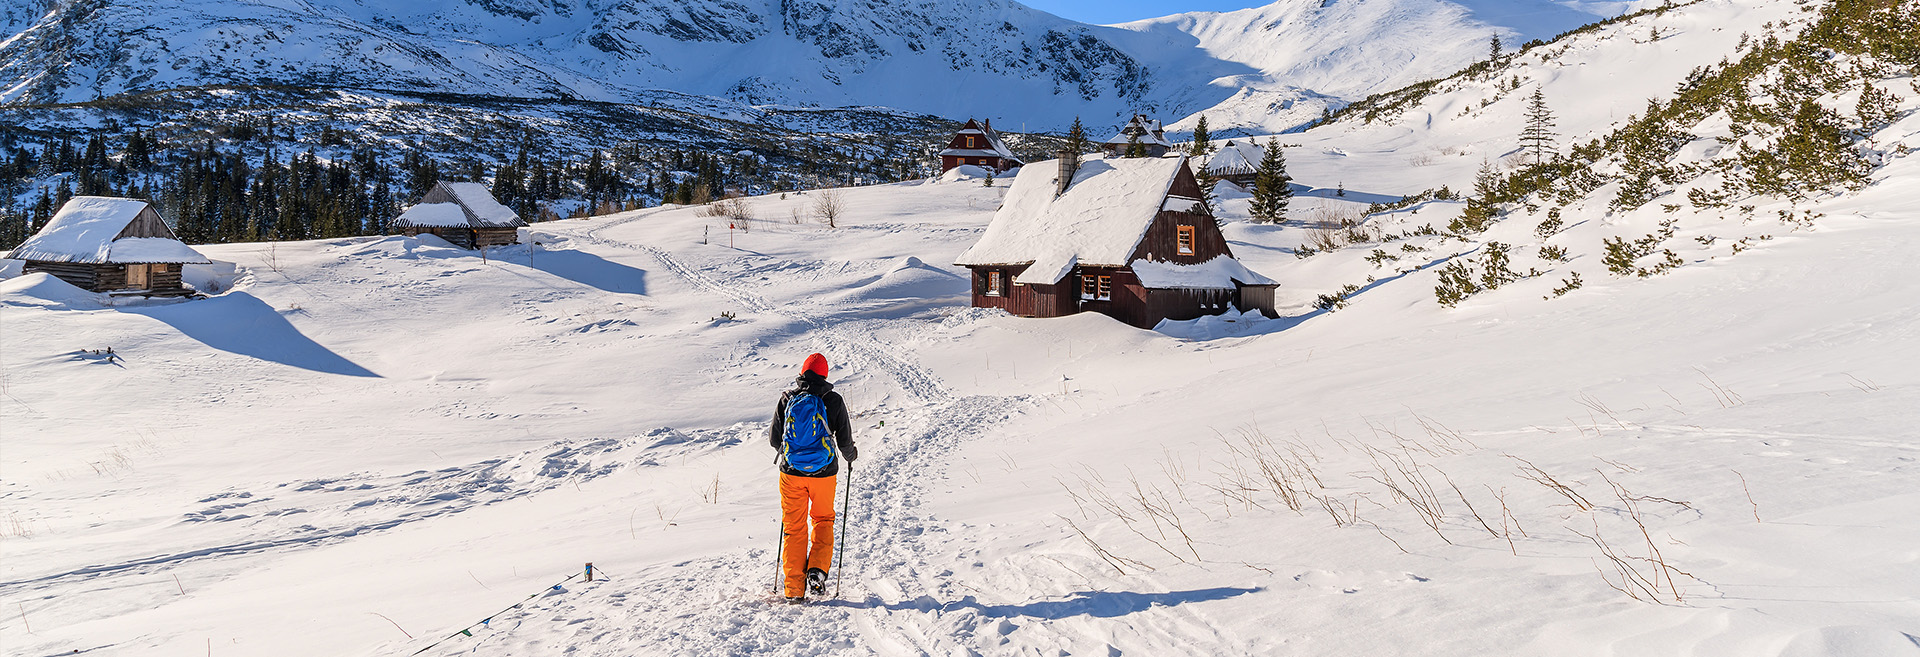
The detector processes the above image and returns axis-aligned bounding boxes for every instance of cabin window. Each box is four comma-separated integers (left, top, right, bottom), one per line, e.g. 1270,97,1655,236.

1080,274,1112,301
1177,226,1196,255
967,136,978,148
985,270,1003,296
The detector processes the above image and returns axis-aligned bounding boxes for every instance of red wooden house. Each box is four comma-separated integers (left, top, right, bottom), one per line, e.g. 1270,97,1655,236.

938,119,1023,173
955,153,1278,328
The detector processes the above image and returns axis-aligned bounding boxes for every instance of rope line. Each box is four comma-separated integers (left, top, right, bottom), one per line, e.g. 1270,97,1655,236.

406,569,587,656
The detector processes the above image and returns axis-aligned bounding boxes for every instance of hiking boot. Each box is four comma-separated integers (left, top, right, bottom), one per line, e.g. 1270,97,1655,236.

806,568,828,596
783,595,807,604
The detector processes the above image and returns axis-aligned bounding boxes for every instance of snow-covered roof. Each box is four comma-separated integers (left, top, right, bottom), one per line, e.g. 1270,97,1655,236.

440,182,525,228
5,196,209,264
956,155,1186,274
1204,140,1262,174
1104,115,1173,148
394,203,472,228
1131,256,1276,289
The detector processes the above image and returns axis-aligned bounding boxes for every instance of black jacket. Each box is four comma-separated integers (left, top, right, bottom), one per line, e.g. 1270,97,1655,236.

768,372,856,477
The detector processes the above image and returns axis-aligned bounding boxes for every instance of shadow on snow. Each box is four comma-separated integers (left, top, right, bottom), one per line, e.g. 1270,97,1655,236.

529,248,649,295
120,291,380,378
823,586,1260,619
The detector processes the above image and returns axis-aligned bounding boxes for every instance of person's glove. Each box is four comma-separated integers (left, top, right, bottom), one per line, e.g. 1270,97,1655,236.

844,445,858,462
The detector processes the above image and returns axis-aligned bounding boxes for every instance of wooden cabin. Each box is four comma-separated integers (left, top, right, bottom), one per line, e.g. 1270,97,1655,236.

938,119,1023,173
1202,140,1263,187
394,182,526,249
955,153,1278,328
1101,114,1174,158
5,196,210,296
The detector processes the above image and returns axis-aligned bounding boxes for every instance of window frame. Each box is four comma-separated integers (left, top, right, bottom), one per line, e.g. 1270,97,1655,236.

1176,225,1196,256
984,270,1003,297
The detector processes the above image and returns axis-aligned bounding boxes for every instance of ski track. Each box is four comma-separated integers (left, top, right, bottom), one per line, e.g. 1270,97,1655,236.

409,217,1252,656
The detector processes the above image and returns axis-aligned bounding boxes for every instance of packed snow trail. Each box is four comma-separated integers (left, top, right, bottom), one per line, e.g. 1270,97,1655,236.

408,214,1254,655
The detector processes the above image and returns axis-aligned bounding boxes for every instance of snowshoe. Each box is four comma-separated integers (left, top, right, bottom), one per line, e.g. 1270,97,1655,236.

783,595,807,605
807,568,828,596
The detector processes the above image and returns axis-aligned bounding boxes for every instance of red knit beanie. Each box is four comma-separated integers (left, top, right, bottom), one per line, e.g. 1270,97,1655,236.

802,353,829,378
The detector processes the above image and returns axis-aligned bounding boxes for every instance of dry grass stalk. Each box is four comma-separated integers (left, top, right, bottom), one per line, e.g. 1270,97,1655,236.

1058,515,1154,575
1507,454,1593,511
1732,469,1761,522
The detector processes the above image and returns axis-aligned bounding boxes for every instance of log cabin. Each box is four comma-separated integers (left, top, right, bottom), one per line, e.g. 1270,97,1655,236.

1202,140,1263,188
955,153,1278,328
394,182,526,249
938,119,1023,173
5,196,210,296
1101,114,1174,158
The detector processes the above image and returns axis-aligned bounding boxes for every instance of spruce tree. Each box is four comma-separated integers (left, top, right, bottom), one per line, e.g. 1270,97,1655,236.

1065,117,1088,156
1189,115,1211,157
1248,138,1293,224
1519,88,1558,166
1489,34,1503,60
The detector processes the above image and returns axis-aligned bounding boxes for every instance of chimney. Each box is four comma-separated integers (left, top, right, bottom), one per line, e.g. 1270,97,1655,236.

1055,150,1077,197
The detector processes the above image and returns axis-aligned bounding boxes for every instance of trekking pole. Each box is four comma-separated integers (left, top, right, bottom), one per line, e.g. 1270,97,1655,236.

774,524,785,597
834,460,852,598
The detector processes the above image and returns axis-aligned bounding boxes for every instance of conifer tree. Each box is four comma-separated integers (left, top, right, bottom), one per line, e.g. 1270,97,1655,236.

1519,88,1558,166
1065,117,1088,156
1489,34,1503,60
1248,138,1293,223
1451,160,1500,234
1189,115,1211,157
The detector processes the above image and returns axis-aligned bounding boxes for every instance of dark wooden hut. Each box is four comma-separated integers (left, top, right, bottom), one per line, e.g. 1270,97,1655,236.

394,182,526,249
5,196,209,296
955,153,1278,328
938,119,1024,173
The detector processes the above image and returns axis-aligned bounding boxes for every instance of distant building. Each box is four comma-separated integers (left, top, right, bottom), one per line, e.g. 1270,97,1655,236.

1101,114,1174,158
394,182,526,249
955,153,1277,328
938,119,1023,173
5,196,210,296
1202,140,1263,188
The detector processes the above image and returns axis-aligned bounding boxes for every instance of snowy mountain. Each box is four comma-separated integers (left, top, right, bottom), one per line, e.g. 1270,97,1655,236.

4,0,1919,654
1,0,1638,132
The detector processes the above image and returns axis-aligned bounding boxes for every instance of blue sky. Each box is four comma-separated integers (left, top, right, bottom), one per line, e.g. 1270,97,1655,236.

1019,0,1265,25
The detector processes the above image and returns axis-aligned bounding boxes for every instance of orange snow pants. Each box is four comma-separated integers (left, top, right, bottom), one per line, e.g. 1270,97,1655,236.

779,472,837,597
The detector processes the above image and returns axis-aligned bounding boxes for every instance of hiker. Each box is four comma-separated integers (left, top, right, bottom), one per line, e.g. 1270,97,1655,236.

769,352,856,602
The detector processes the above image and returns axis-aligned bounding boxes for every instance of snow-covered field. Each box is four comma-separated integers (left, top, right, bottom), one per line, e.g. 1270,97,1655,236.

6,0,1920,654
6,156,1917,655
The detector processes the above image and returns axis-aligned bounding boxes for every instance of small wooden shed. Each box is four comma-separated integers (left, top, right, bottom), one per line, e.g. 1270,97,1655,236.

955,153,1278,328
394,182,526,249
5,196,210,296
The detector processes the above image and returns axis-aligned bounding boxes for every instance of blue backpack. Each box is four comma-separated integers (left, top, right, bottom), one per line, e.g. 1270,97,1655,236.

782,392,835,473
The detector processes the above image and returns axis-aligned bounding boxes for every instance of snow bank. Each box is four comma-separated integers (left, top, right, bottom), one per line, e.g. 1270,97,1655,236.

183,260,241,295
0,258,21,279
1776,626,1920,657
836,256,969,301
938,165,994,183
1152,307,1272,340
0,271,108,310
